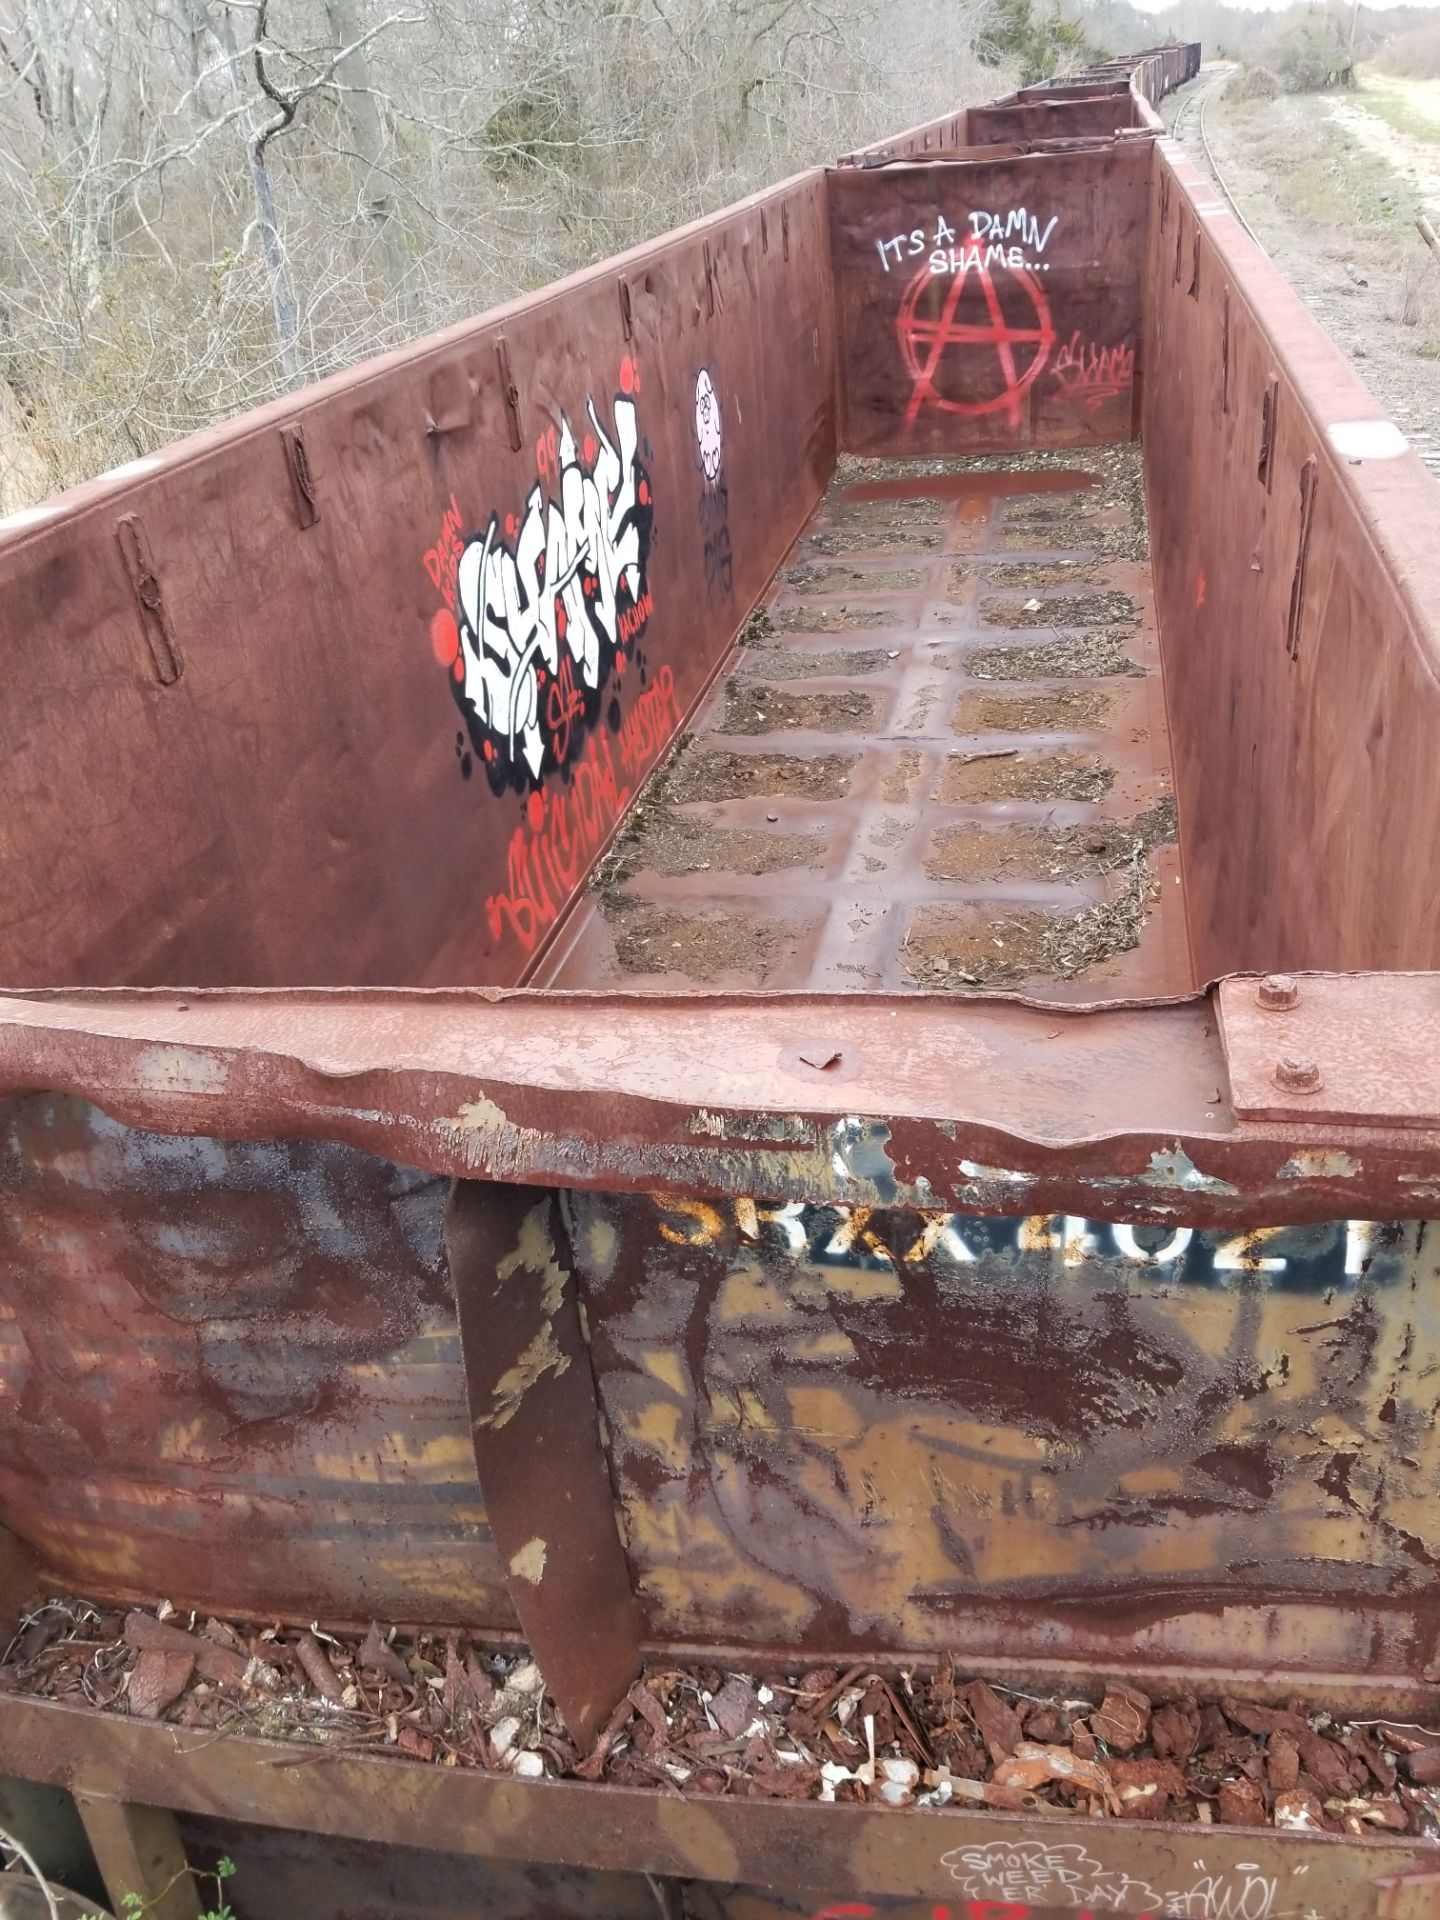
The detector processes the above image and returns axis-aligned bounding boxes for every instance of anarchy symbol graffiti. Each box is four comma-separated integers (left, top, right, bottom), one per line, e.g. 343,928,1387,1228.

897,255,1056,429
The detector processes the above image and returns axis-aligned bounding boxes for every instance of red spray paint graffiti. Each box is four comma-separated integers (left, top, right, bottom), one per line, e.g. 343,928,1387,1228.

1051,330,1136,410
897,257,1056,429
420,358,679,960
485,665,678,953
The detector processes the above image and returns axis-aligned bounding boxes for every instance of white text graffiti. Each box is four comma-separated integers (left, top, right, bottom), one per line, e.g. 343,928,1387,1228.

935,1844,1305,1919
877,209,1060,277
943,1840,1161,1912
428,369,653,791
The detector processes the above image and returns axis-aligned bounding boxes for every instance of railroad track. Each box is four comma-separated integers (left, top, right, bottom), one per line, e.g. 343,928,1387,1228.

1169,66,1266,252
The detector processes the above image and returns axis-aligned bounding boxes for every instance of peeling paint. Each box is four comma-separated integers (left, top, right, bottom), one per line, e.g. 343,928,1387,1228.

454,1093,511,1134
1279,1150,1360,1180
687,1109,814,1144
131,1046,229,1095
959,1160,1034,1186
509,1536,548,1583
476,1201,573,1429
496,1201,569,1319
1090,1144,1239,1198
475,1321,570,1430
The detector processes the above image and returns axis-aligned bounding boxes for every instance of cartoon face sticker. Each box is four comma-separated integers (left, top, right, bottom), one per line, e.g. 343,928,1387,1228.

694,368,723,485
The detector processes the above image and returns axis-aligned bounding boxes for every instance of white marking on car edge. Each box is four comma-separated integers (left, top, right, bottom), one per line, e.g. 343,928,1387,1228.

1328,419,1408,460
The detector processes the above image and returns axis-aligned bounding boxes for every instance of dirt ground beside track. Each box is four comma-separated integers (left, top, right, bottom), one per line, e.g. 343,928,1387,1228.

1166,67,1440,469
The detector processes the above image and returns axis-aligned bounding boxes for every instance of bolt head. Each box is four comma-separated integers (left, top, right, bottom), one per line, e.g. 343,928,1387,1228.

1257,973,1299,1010
1274,1052,1322,1094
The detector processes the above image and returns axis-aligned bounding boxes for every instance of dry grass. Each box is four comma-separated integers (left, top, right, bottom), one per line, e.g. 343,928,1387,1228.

1210,92,1440,353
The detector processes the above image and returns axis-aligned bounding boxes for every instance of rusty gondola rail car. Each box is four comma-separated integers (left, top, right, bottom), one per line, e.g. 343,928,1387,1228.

5,35,1440,1919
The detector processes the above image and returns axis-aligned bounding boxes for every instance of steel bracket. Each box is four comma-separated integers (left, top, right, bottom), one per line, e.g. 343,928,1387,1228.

115,515,183,685
446,1181,642,1749
495,336,523,451
1259,373,1279,489
279,423,320,526
1287,456,1319,660
1219,972,1440,1129
1372,1866,1440,1919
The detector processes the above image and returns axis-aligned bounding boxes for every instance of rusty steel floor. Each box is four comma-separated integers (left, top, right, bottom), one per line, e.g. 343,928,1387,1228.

537,445,1192,998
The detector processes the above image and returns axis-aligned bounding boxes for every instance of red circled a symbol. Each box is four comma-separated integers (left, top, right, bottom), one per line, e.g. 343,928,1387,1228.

897,252,1056,429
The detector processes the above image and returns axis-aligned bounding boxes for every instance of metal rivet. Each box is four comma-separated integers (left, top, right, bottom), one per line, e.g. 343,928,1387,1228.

1257,973,1299,1010
1274,1053,1322,1094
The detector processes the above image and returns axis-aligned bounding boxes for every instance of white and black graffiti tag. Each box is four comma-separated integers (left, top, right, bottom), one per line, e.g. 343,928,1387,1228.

694,366,733,600
426,362,655,793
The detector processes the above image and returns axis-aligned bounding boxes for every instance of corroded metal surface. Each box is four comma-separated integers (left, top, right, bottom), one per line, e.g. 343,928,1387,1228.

6,1064,1440,1668
0,1093,511,1627
8,40,1440,1917
448,1181,642,1744
1,1693,1431,1919
539,446,1187,1000
573,1189,1440,1674
1220,974,1440,1129
7,986,1440,1225
966,95,1146,147
831,145,1150,456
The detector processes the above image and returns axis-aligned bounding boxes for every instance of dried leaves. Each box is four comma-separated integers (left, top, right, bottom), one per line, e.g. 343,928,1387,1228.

5,1595,1440,1834
4,1598,564,1775
1091,1682,1151,1753
126,1649,193,1719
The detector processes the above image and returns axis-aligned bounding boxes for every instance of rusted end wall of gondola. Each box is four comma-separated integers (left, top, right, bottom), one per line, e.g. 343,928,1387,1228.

830,141,1151,457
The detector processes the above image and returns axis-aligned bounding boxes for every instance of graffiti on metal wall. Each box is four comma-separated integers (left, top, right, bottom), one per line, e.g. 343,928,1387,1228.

812,1851,1321,1919
1052,330,1136,410
424,358,685,957
694,367,733,600
882,211,1061,428
937,1843,1314,1919
483,664,679,952
878,207,1132,428
876,210,1060,277
425,357,655,794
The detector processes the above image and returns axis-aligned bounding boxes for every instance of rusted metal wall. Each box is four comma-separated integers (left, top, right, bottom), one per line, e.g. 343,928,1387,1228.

570,1190,1440,1678
965,93,1142,145
1143,143,1440,979
831,144,1149,457
0,178,835,994
0,1093,512,1627
139,1808,1440,1920
11,1065,1430,1690
838,112,972,166
5,1699,1436,1920
10,1051,1440,1692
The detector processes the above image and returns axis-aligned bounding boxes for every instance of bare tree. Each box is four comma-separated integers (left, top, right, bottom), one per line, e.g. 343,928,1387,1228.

0,0,998,511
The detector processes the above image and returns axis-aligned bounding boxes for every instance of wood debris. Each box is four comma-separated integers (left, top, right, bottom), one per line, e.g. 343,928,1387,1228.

4,1595,1440,1835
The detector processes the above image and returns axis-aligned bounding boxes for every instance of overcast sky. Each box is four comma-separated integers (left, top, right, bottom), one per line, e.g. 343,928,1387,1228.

1127,0,1303,9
